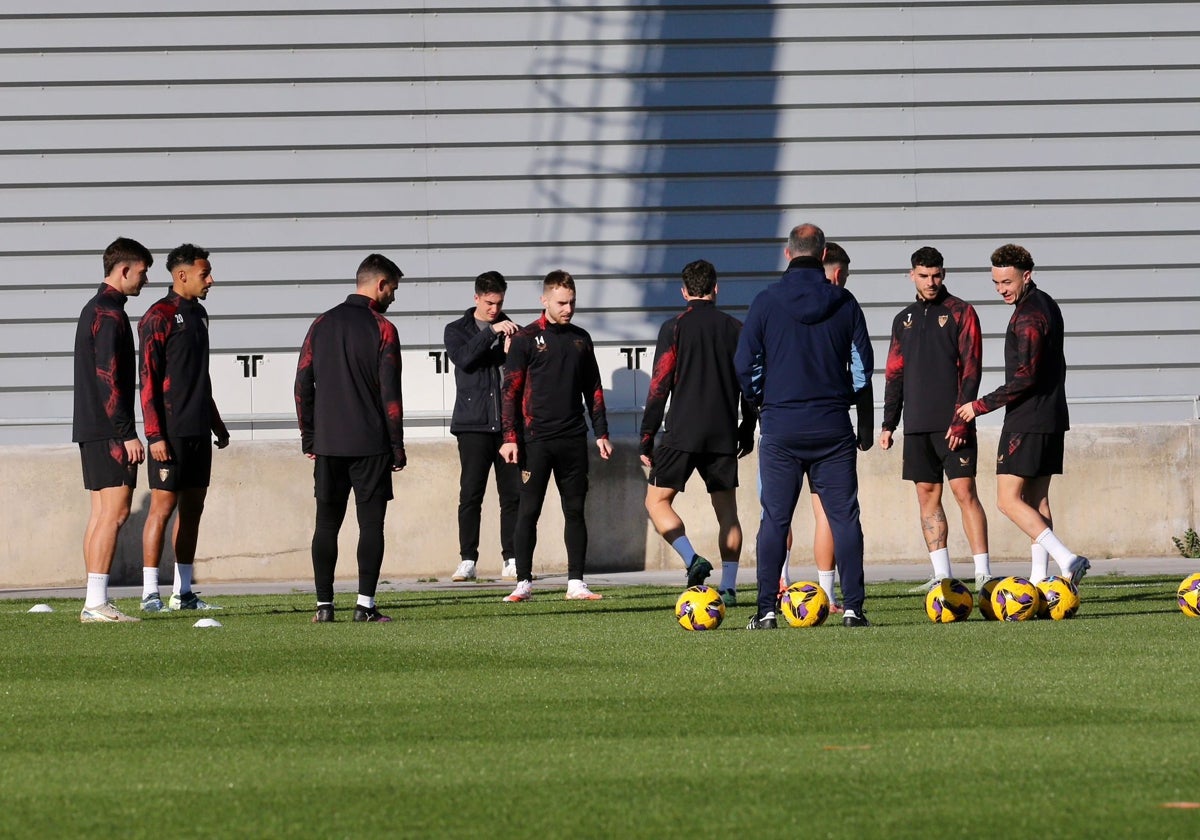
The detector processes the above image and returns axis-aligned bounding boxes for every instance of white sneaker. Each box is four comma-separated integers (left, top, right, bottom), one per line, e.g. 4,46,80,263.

503,580,532,602
906,577,940,594
975,573,994,592
565,581,602,601
501,558,517,580
452,560,477,582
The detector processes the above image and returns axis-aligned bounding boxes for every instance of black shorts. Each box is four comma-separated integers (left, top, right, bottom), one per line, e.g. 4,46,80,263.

996,430,1064,477
648,445,738,493
902,432,979,483
148,436,213,491
79,439,138,491
314,452,394,505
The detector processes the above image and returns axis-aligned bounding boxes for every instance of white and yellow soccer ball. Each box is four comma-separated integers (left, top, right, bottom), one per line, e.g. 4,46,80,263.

1036,575,1080,620
1177,573,1200,619
924,578,974,623
990,576,1040,622
675,585,725,631
780,582,830,628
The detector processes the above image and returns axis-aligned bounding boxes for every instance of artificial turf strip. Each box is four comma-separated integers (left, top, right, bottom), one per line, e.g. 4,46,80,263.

1,576,1197,838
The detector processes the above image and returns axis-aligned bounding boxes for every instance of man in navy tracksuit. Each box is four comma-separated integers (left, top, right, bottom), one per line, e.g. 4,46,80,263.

296,253,406,623
735,224,875,628
499,270,612,602
444,270,521,583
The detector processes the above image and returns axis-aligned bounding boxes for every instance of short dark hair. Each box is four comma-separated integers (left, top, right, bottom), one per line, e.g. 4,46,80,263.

103,237,153,276
910,246,944,269
166,243,210,273
787,223,825,258
823,242,850,268
356,253,403,286
475,270,507,296
680,259,717,297
543,269,575,293
991,243,1034,273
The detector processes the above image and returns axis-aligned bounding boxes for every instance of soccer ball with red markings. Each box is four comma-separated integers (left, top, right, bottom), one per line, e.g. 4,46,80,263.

675,586,725,631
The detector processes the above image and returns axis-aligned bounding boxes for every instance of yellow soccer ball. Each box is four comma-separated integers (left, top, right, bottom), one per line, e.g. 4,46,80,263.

925,578,974,623
780,582,830,628
675,585,725,631
990,576,1040,622
1036,576,1080,620
977,577,1001,621
1177,573,1200,619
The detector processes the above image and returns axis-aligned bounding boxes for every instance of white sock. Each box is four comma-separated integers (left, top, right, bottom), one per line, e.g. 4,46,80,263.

85,573,108,608
780,550,793,587
1035,528,1076,569
142,567,159,599
929,547,952,579
357,594,374,608
973,553,991,577
818,570,836,603
1030,543,1050,584
719,561,738,592
174,563,193,596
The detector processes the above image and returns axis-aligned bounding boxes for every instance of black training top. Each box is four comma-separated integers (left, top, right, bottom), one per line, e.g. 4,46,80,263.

501,313,608,444
881,285,983,438
295,293,405,464
139,289,214,444
640,299,753,456
73,283,138,443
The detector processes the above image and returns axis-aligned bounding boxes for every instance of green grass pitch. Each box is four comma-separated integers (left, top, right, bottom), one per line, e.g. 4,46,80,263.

2,575,1198,838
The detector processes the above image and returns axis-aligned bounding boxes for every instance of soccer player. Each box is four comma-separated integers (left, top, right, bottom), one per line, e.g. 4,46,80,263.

139,243,230,612
500,270,611,602
444,271,521,582
735,224,874,628
72,237,153,622
956,244,1089,586
296,254,407,623
640,259,756,604
878,246,992,592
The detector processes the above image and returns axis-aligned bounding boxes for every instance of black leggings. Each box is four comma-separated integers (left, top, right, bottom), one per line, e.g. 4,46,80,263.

311,495,388,603
514,437,590,582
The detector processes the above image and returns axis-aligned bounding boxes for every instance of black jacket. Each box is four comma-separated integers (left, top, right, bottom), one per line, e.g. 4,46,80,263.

444,308,514,435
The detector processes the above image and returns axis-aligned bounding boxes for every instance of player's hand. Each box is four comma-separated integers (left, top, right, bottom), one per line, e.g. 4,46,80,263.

946,429,966,451
856,425,873,452
215,433,230,450
596,438,612,460
393,446,407,471
124,438,145,465
955,402,979,422
736,434,755,459
503,335,512,354
500,442,520,465
492,320,519,336
878,429,893,450
305,452,316,461
639,454,653,468
149,440,172,462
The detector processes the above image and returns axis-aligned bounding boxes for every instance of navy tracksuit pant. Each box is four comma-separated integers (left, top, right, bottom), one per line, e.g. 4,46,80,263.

756,431,865,617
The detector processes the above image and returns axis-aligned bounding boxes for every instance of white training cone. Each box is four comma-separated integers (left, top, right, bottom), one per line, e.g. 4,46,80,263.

193,618,222,628
27,604,54,613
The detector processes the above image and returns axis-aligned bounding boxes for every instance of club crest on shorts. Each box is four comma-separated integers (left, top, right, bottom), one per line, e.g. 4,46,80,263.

521,470,531,483
939,315,949,327
158,467,171,482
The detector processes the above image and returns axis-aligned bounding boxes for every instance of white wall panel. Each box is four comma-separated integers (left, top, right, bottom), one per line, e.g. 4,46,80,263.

2,1,1199,442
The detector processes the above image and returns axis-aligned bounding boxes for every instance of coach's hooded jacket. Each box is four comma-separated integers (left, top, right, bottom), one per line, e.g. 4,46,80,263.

735,256,874,439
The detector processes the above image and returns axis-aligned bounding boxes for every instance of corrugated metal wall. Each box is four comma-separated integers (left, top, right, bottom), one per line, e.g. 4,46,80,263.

2,0,1198,445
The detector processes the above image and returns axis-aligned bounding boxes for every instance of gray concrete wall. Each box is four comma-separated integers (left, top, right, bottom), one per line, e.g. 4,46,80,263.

3,423,1196,590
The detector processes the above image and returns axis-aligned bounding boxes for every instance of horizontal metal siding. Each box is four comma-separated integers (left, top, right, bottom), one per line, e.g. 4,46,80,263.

2,1,1199,444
